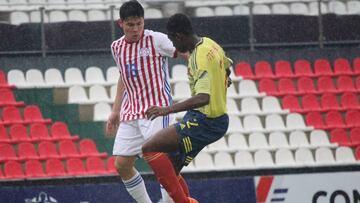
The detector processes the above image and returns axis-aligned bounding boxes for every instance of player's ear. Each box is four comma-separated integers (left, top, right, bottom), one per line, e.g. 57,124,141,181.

117,19,123,28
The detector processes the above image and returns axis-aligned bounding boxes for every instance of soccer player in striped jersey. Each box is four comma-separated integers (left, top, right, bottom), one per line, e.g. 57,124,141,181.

143,13,232,201
106,1,195,203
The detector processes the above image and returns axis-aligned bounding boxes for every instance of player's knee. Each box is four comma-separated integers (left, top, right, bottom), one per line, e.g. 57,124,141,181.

141,142,153,153
114,159,131,175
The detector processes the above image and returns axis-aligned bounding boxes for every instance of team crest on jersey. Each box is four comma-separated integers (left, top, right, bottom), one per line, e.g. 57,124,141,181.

139,47,150,57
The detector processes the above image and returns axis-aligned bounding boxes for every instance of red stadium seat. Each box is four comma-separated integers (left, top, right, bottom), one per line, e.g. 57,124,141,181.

282,95,303,112
59,140,82,159
0,89,25,107
18,142,39,160
255,61,275,78
336,76,357,92
278,78,297,95
0,70,15,89
353,57,360,74
297,77,317,94
86,157,107,175
355,146,360,160
0,167,4,179
23,105,51,124
356,76,360,90
25,160,46,178
317,76,338,93
294,59,314,77
9,124,32,143
51,122,79,141
107,156,117,174
79,139,107,158
320,93,342,111
30,123,53,141
4,161,25,179
341,93,360,110
330,128,351,146
325,111,346,129
275,60,294,78
235,62,255,79
350,128,360,147
302,94,322,112
334,58,355,76
2,106,27,125
345,110,360,127
67,158,87,176
0,124,11,143
306,112,326,129
45,159,67,177
314,59,333,76
0,144,18,162
38,141,60,160
258,79,279,96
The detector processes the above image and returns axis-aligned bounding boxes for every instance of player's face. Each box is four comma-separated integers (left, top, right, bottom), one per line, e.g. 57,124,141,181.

119,16,144,42
168,32,188,53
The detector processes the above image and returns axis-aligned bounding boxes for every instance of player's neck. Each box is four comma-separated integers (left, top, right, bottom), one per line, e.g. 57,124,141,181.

189,35,202,53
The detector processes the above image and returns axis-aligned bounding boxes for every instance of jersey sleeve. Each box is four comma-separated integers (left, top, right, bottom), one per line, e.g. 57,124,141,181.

193,50,211,95
152,31,176,58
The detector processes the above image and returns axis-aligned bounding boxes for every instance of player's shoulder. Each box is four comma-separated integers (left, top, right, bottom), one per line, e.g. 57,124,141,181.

111,36,125,47
144,29,167,39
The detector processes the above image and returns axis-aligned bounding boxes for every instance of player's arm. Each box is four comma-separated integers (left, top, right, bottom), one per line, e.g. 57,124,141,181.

106,76,125,136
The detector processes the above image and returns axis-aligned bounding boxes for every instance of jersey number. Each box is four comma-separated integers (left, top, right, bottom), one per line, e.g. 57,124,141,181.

126,64,138,78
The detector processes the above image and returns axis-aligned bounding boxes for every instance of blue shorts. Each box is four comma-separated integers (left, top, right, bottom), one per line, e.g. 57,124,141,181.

173,110,229,167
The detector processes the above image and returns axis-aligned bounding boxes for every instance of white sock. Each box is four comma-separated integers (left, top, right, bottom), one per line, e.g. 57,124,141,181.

160,184,174,203
122,171,152,203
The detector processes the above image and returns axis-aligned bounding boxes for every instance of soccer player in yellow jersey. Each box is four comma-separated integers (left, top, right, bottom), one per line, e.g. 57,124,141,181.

142,13,232,202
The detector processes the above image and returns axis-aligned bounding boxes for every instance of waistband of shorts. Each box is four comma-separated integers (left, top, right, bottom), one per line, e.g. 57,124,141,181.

189,110,227,120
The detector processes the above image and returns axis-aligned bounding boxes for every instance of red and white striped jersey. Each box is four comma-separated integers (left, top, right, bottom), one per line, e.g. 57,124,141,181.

111,29,176,121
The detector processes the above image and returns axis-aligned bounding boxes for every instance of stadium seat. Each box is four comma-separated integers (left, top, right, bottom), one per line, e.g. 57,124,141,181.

67,158,87,176
226,98,239,115
345,110,360,127
144,8,163,19
238,80,264,97
65,67,85,85
7,69,27,88
110,84,117,101
308,2,328,15
341,92,360,110
0,125,11,143
215,6,233,16
275,149,295,167
94,102,112,121
290,3,309,15
0,89,25,107
30,123,53,141
328,1,347,15
59,140,82,159
347,1,360,15
258,79,279,96
44,68,67,87
0,70,15,89
68,85,90,104
282,95,303,112
79,139,107,158
29,10,49,23
314,59,333,76
18,142,39,160
302,94,322,112
0,144,18,162
298,77,317,94
306,112,326,129
295,148,315,166
207,137,228,153
46,159,67,177
106,156,117,174
106,66,119,84
243,115,264,132
214,152,234,169
173,81,191,101
234,150,254,168
272,4,290,14
228,133,248,150
253,4,271,15
248,132,268,149
68,10,87,21
330,128,351,146
89,85,112,103
86,157,108,174
85,66,108,85
171,64,188,81
278,78,297,95
254,61,275,79
25,69,46,88
269,132,289,149
353,57,360,74
4,161,25,179
350,128,360,146
333,58,355,76
10,11,30,25
317,76,338,93
9,124,32,142
310,130,334,147
194,152,214,170
2,106,26,125
325,111,346,129
88,10,107,21
337,76,357,92
254,150,274,168
320,93,342,111
356,76,360,90
234,62,254,79
240,97,261,115
51,121,80,141
289,131,309,148
227,115,243,133
233,5,250,15
274,60,294,78
25,160,46,178
335,147,356,163
23,105,52,124
262,96,286,114
38,141,60,160
294,59,314,77
315,147,335,165
265,114,286,131
286,113,312,131
194,7,214,17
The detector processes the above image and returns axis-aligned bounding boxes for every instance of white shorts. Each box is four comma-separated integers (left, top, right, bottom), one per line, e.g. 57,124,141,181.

112,114,175,156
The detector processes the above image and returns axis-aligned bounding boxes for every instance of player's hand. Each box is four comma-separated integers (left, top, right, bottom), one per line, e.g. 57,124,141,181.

145,106,171,120
106,111,120,137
